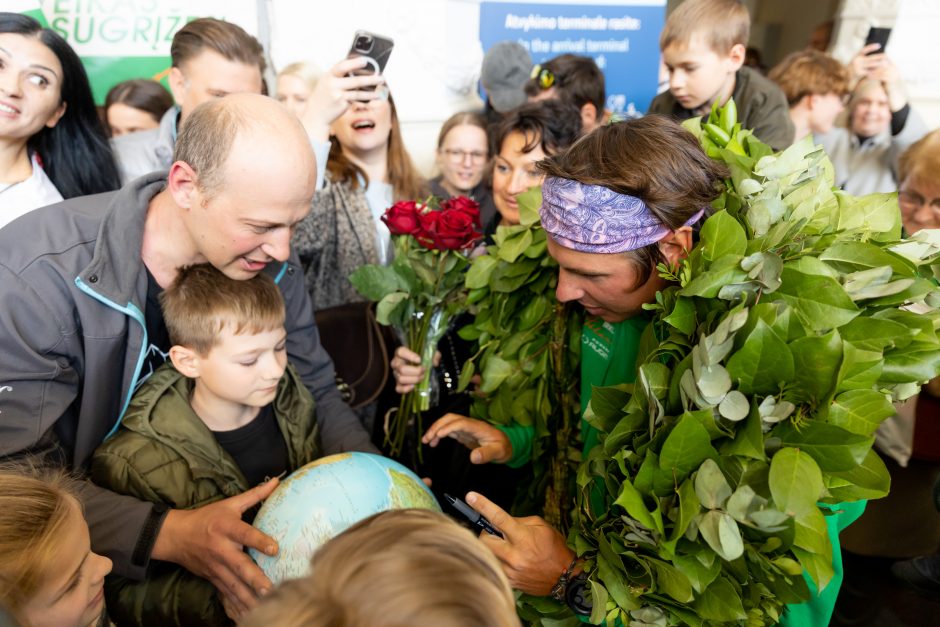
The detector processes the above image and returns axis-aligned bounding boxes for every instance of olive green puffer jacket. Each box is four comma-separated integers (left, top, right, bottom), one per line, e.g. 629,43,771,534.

90,362,320,627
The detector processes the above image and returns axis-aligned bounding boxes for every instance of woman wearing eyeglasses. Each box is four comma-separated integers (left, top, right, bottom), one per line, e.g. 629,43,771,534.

430,111,496,226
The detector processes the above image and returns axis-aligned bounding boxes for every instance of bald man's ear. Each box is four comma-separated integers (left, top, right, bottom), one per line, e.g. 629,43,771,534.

658,226,694,267
167,161,200,210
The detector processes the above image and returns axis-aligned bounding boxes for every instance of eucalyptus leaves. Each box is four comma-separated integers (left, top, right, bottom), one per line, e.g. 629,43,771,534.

569,103,940,626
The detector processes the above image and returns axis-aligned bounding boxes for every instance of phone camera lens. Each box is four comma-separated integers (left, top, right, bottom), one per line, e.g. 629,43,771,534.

356,35,373,51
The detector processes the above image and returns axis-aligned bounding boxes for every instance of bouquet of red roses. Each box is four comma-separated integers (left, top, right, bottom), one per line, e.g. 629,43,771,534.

350,196,482,455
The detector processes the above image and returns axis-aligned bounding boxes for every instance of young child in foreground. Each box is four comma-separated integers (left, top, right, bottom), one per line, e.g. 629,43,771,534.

242,508,522,627
90,263,321,626
0,465,113,627
648,0,794,150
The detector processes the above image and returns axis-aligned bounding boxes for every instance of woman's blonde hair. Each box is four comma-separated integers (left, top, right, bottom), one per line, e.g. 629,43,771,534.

242,509,521,627
0,463,82,618
277,60,321,92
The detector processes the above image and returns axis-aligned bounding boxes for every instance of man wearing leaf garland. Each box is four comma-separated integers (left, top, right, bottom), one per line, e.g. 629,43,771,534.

422,114,887,626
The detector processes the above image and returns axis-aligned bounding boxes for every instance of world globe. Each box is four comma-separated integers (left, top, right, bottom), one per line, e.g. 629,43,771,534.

248,452,440,584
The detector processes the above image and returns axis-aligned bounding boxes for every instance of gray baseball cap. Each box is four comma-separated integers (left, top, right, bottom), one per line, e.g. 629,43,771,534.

481,41,533,113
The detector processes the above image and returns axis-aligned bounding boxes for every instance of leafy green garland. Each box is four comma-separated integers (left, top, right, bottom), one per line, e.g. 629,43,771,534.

459,189,583,526
563,103,940,626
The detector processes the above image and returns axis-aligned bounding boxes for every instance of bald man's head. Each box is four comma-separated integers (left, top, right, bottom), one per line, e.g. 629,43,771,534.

173,93,315,198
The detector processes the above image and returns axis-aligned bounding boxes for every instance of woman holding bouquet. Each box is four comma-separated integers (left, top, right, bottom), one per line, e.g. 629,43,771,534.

292,59,427,312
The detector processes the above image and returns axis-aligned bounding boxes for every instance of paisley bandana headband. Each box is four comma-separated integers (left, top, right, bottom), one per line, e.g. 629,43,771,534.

539,176,705,254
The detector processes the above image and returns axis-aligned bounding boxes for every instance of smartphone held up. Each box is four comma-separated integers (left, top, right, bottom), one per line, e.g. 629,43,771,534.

346,30,394,95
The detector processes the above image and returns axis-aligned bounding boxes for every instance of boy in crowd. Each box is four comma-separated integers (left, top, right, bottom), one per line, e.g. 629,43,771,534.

648,0,794,150
91,264,321,626
768,49,850,141
525,54,606,133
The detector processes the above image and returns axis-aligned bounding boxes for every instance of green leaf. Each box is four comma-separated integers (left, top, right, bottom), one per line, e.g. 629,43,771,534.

497,229,535,263
672,479,702,541
664,297,696,335
826,449,891,501
375,292,409,326
769,448,823,517
650,559,694,602
479,355,512,393
516,186,543,227
465,255,498,289
827,390,894,437
788,330,843,404
701,210,747,261
836,191,902,239
693,577,747,622
840,317,913,352
820,241,915,276
349,264,403,301
773,422,872,472
694,459,732,509
726,319,794,395
721,403,765,460
681,256,748,298
584,384,632,434
659,413,716,481
673,552,721,594
597,535,641,611
699,510,744,561
613,480,659,532
882,349,940,383
836,344,884,391
775,266,860,331
718,390,750,421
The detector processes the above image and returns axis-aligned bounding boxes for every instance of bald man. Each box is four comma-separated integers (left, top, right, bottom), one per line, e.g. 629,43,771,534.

0,94,376,617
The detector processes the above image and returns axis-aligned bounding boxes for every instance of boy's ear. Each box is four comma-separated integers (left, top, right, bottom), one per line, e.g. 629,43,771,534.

728,43,746,71
169,345,201,378
658,225,694,267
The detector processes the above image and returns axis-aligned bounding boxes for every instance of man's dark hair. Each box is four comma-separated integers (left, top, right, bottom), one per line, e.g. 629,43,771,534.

524,54,605,113
490,100,583,159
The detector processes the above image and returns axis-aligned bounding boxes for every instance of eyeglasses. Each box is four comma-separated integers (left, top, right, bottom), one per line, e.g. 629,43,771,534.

899,190,940,213
531,65,556,90
442,149,487,163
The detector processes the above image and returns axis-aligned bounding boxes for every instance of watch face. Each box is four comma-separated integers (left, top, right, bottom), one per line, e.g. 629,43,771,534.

566,574,593,616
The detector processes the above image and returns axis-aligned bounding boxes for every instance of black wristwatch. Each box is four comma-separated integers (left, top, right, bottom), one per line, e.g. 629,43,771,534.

132,501,170,568
565,572,593,616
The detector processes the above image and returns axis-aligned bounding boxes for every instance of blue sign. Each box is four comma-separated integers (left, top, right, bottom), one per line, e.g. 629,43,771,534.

480,1,665,116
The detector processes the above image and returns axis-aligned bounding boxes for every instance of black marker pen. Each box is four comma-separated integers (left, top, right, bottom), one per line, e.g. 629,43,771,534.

444,493,504,538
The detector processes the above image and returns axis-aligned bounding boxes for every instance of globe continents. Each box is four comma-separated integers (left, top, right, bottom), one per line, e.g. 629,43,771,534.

249,452,440,584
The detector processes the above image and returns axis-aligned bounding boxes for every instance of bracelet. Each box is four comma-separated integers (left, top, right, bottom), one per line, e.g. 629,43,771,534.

550,557,580,602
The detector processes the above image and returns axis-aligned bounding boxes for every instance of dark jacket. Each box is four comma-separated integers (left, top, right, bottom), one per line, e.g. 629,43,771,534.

0,172,375,580
649,66,795,151
90,362,319,626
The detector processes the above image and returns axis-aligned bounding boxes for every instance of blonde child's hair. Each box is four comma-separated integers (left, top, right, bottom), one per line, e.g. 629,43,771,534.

242,509,522,627
899,129,940,185
159,264,286,356
768,50,850,106
660,0,750,55
0,463,82,619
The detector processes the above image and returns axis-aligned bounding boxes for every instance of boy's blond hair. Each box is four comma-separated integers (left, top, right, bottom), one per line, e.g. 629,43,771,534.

160,264,285,356
660,0,750,54
242,509,522,627
768,50,849,106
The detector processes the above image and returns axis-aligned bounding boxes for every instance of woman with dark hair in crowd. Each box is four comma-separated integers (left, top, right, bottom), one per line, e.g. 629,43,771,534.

103,78,173,137
0,12,120,227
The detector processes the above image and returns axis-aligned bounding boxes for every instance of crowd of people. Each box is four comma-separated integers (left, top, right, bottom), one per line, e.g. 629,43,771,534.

0,0,938,625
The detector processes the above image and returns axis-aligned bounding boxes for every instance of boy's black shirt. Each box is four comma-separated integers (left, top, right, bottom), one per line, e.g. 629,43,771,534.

212,404,289,486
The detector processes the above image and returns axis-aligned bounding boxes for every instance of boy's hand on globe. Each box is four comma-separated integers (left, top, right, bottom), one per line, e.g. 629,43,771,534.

422,414,512,464
152,478,281,615
466,491,576,596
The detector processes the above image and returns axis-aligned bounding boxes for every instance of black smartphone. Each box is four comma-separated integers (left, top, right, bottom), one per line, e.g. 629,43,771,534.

864,27,891,54
347,30,394,82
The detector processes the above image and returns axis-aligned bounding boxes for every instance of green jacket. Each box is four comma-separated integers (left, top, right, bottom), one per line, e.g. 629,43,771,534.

90,362,320,627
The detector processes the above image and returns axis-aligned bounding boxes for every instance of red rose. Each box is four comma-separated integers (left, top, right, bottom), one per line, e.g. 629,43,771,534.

415,209,441,249
440,196,481,228
382,201,422,236
435,209,480,250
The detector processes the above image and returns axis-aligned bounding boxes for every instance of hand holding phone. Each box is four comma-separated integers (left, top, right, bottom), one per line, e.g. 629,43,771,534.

864,27,891,54
346,30,394,89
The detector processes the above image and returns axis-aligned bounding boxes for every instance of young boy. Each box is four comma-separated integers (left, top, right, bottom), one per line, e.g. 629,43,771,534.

91,264,320,627
768,49,850,141
648,0,795,150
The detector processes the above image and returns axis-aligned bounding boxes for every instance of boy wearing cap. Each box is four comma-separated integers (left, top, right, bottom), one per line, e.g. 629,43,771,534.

648,0,794,150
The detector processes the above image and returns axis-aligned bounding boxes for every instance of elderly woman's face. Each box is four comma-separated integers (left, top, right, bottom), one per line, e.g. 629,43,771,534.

899,174,940,234
850,80,891,138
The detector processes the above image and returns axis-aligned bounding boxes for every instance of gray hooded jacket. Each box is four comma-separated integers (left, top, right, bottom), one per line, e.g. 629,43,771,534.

111,106,178,184
0,172,376,580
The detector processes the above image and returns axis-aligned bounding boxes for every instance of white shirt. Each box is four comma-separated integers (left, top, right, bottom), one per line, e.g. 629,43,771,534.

0,153,63,229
